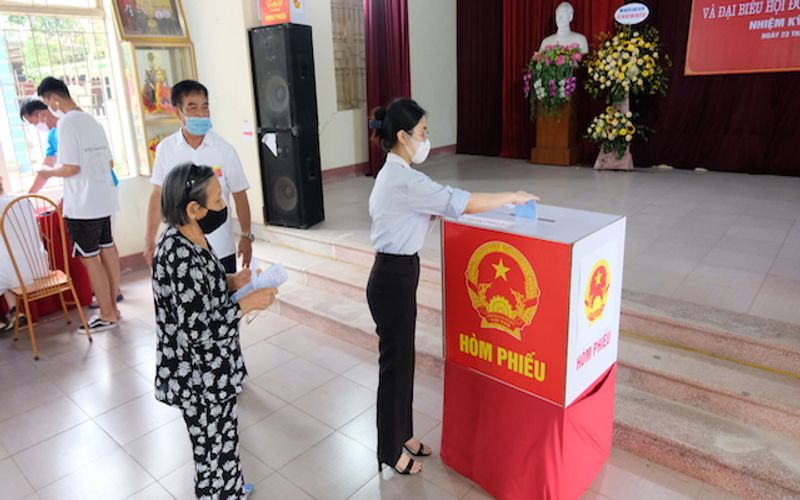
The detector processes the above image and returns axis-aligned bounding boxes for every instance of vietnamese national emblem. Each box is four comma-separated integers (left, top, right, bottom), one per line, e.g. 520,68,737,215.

584,259,610,324
465,241,540,340
265,0,285,11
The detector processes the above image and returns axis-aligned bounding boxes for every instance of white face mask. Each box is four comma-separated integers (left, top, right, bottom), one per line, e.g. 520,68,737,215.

48,102,65,119
406,135,431,165
35,122,49,133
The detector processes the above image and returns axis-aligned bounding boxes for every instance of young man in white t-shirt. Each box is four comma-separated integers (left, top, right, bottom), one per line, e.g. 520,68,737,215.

143,80,253,272
37,77,120,333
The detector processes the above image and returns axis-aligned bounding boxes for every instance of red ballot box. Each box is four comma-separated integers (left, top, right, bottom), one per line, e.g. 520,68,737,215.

440,205,626,500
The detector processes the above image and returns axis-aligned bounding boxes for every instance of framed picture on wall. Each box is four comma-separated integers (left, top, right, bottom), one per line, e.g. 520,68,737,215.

132,44,195,117
121,41,196,173
113,0,189,41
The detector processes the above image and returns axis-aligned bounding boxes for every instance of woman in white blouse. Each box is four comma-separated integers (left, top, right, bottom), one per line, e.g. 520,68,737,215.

367,98,539,475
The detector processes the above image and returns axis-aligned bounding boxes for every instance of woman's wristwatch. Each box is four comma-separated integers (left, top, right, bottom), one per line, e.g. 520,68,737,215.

242,232,255,242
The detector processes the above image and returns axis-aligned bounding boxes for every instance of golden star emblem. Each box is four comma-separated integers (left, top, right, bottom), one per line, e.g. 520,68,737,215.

492,258,511,281
594,272,604,286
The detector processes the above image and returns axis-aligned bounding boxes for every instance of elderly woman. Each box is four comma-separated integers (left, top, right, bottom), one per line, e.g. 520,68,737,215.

152,163,276,500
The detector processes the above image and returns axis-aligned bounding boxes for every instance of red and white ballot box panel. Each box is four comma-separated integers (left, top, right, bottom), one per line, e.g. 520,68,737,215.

443,205,625,407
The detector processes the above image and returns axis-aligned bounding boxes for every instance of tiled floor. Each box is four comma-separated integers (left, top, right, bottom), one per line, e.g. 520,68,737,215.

312,156,800,325
0,272,742,499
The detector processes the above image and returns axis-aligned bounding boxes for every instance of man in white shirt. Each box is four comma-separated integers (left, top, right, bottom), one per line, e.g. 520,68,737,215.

143,80,253,273
37,77,120,333
21,98,124,309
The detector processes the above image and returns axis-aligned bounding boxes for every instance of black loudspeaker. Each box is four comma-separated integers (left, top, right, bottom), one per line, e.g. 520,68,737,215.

249,23,324,229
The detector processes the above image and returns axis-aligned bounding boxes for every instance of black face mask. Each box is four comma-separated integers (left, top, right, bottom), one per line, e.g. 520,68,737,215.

197,205,228,234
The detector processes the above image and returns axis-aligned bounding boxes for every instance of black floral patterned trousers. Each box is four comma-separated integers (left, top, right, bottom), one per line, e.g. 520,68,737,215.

182,397,244,500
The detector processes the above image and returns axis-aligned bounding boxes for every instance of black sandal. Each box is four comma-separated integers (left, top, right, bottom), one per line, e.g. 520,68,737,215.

403,441,432,457
378,457,421,475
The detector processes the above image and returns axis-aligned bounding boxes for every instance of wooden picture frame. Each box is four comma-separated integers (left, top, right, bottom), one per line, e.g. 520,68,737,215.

112,0,190,42
120,41,196,172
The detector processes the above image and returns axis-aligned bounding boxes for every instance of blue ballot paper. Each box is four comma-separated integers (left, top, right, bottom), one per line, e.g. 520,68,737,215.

515,200,537,220
231,263,288,303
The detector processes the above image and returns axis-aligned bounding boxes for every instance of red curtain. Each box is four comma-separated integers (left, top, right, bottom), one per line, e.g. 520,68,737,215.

499,0,623,159
363,0,411,176
456,0,504,156
633,1,800,176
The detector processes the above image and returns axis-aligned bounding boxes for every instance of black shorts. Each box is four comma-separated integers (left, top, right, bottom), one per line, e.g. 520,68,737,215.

65,216,113,258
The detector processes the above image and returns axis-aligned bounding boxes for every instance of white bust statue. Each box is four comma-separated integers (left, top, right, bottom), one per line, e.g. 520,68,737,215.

539,2,589,54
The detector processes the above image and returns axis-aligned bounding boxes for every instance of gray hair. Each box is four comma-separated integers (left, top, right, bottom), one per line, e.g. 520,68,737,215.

160,163,215,226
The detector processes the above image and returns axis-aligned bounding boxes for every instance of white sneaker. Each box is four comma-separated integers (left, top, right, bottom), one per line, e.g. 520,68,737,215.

77,314,118,334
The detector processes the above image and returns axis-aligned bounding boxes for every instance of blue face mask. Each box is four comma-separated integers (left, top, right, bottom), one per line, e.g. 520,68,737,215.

185,116,212,136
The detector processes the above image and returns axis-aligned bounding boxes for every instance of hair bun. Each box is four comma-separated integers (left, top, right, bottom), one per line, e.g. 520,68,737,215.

369,107,387,143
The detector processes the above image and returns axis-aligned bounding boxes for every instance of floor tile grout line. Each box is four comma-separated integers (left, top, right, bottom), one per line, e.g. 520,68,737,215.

746,271,780,318
0,379,70,425
20,424,143,495
270,469,322,500
126,481,178,500
637,208,728,301
1,396,92,457
247,356,342,406
284,379,368,431
286,432,377,500
7,454,37,498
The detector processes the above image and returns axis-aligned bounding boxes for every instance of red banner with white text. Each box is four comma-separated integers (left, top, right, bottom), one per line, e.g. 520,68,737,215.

686,0,800,75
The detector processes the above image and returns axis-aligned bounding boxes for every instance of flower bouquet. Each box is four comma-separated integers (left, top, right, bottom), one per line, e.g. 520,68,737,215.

584,24,669,169
585,106,645,159
584,25,669,105
586,26,670,104
523,43,583,119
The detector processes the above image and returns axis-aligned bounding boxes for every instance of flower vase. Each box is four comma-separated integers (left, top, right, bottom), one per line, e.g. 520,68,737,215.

594,94,634,171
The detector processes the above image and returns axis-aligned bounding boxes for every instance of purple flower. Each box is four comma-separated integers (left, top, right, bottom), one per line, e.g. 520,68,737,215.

564,76,577,97
548,79,557,97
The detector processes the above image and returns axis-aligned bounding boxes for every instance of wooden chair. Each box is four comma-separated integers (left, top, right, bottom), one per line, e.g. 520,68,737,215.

0,194,92,360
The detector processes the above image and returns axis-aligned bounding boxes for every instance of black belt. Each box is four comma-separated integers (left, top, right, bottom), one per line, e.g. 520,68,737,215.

375,252,419,263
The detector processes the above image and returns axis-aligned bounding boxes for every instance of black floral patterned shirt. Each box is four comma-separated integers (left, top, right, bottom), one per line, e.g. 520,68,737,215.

152,226,246,409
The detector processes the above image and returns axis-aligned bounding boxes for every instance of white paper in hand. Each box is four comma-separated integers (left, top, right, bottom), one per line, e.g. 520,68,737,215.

231,263,288,303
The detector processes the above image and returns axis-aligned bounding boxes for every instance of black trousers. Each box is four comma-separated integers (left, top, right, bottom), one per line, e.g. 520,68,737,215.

182,397,244,500
366,252,420,466
219,254,236,274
